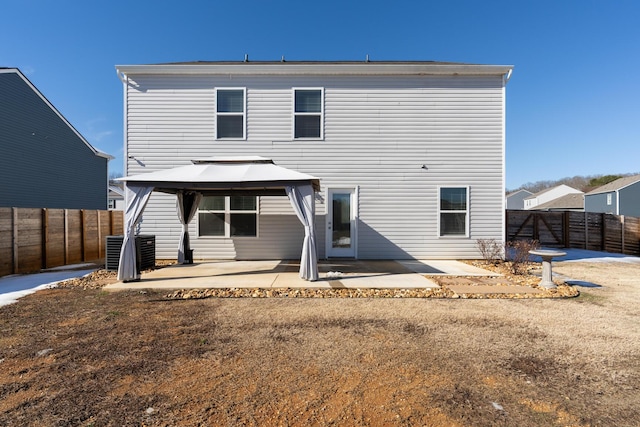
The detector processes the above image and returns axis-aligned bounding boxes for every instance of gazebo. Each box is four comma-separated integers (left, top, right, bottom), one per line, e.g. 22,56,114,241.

116,157,321,282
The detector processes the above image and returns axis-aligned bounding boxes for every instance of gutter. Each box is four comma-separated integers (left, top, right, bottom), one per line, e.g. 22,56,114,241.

96,150,115,160
115,62,514,77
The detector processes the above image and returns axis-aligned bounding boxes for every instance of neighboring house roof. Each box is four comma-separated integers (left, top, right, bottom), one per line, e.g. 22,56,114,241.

531,193,584,211
109,185,125,198
586,174,640,195
507,189,533,198
524,184,582,200
0,68,113,161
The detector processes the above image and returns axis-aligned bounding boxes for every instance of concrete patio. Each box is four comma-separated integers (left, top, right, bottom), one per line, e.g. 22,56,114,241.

104,259,499,291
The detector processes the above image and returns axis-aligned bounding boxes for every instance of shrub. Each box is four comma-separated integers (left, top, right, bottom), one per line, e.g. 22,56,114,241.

505,240,539,275
476,239,504,264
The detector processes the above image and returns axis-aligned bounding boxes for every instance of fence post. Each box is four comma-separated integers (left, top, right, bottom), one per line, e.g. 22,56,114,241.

620,215,626,254
81,209,86,262
563,211,570,248
505,210,509,242
41,208,48,269
584,213,589,249
12,208,18,274
601,213,606,252
64,209,69,264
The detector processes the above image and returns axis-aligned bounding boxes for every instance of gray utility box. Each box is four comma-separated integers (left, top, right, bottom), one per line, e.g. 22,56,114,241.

105,235,156,272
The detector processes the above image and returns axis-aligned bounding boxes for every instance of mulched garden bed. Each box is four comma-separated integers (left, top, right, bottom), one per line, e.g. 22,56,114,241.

55,259,579,299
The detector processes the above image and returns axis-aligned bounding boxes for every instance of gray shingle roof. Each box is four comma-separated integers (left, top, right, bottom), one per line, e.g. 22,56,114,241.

525,184,581,200
531,193,584,210
586,174,640,195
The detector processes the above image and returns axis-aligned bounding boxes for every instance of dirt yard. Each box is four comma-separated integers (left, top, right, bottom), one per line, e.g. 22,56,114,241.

1,261,638,426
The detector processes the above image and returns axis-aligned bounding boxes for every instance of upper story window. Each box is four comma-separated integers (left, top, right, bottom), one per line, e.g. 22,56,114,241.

439,187,469,237
293,88,323,139
216,88,246,139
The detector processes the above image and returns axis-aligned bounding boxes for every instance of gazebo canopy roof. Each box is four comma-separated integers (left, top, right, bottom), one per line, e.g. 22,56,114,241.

118,156,320,195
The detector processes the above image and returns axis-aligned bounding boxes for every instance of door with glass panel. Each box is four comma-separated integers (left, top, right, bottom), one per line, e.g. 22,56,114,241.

326,188,356,258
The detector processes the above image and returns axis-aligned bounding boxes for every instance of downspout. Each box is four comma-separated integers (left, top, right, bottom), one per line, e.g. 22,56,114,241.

116,68,127,84
116,67,132,224
501,69,511,250
116,68,129,177
503,69,513,85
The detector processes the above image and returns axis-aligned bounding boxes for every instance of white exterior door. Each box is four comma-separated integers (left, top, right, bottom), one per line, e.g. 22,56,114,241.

326,188,357,258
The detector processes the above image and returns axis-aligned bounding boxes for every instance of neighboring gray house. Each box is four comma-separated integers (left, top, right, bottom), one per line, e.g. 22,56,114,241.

506,189,533,210
116,60,513,260
585,174,640,217
0,68,112,209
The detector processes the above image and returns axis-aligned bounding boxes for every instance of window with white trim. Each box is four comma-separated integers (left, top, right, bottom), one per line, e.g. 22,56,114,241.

439,187,469,237
198,195,258,237
606,193,612,205
293,88,323,139
216,88,246,139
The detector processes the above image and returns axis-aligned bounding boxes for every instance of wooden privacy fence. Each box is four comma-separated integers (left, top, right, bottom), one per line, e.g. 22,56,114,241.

506,210,640,256
0,208,124,277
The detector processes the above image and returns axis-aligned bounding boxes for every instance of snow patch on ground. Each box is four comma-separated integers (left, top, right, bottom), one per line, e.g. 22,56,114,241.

552,249,640,264
0,267,97,307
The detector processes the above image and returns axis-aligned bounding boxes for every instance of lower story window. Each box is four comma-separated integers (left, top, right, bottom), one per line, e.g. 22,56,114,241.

198,196,258,237
439,187,469,237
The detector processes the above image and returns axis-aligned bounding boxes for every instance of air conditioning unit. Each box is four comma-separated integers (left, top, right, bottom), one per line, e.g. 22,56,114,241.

105,235,156,272
105,235,124,271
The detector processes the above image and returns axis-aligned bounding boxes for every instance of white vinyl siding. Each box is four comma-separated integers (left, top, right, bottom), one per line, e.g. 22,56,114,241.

125,72,506,260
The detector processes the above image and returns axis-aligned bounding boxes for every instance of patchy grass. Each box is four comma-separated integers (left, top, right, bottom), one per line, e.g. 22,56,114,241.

1,262,639,426
574,291,607,306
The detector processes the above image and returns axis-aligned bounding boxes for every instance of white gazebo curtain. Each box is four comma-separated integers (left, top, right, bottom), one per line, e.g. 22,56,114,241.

176,191,203,264
117,183,318,282
286,185,319,281
117,184,154,282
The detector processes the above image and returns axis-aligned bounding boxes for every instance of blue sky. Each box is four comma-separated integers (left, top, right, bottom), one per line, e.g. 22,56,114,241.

3,0,639,190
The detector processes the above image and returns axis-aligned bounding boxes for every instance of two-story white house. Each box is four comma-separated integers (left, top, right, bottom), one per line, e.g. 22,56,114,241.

116,61,513,264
